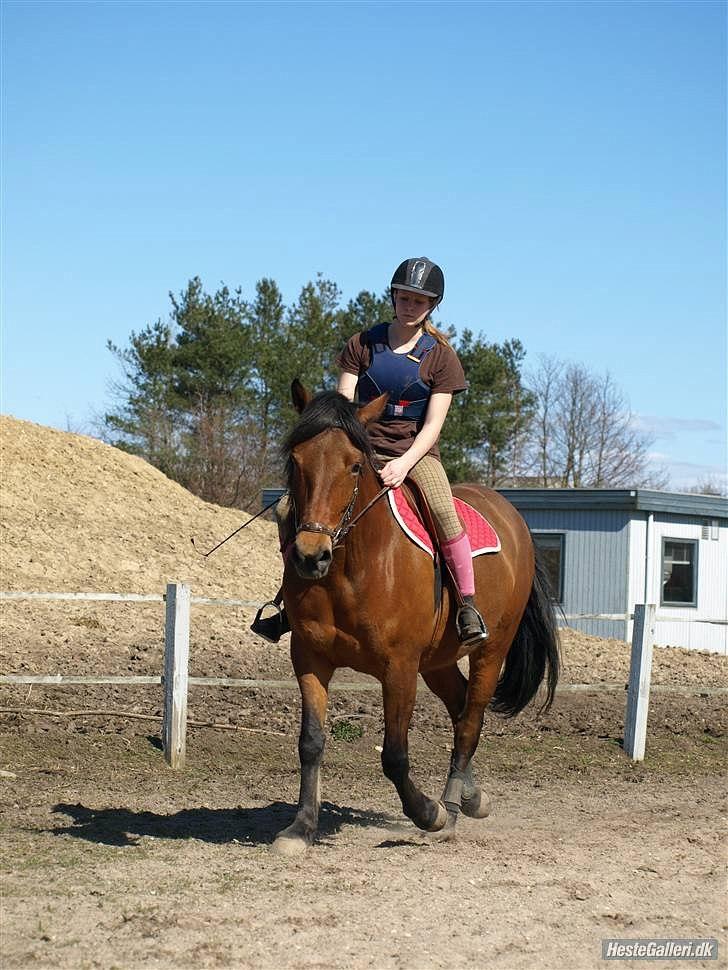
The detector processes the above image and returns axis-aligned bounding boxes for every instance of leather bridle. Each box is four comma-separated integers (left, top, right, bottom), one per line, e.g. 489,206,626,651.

294,464,391,550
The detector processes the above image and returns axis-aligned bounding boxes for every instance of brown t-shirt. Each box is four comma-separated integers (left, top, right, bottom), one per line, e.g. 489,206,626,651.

336,325,468,460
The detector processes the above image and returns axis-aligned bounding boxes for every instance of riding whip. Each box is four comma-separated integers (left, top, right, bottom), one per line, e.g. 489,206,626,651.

191,494,284,558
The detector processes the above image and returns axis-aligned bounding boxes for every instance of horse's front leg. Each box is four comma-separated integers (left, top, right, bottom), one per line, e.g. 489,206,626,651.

381,662,447,833
272,641,333,856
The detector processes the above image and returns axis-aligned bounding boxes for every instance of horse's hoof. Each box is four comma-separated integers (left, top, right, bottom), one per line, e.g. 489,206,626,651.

425,800,448,833
271,835,309,856
426,810,458,842
461,790,491,819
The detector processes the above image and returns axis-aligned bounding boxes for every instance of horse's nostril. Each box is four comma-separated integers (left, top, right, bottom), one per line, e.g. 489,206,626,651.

319,548,332,565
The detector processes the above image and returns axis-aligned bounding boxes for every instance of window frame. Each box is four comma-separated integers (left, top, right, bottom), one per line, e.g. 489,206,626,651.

660,536,698,608
531,531,565,604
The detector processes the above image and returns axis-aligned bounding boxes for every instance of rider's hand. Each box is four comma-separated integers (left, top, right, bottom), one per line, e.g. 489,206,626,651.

378,456,412,489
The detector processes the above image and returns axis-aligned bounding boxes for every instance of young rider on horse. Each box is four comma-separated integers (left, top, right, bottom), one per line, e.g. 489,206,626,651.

251,257,488,647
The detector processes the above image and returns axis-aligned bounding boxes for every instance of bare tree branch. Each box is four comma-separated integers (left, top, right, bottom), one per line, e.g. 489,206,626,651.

522,358,669,488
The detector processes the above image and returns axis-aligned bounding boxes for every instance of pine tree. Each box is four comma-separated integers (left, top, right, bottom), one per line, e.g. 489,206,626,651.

105,319,180,479
440,331,535,485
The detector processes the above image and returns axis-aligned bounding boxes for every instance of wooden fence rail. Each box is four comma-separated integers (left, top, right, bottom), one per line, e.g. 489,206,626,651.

1,586,723,767
3,592,723,624
0,591,258,607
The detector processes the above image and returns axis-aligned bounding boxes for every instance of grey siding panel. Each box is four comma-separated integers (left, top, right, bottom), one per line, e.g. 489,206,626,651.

575,619,625,639
520,508,630,638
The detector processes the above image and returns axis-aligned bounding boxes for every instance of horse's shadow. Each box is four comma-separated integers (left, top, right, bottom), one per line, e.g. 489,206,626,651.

49,800,401,848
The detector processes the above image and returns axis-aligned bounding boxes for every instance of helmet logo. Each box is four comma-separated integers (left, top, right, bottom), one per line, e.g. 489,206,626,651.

410,260,427,288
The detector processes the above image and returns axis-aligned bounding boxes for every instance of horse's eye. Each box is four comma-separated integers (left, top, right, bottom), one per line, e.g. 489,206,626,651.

352,462,362,475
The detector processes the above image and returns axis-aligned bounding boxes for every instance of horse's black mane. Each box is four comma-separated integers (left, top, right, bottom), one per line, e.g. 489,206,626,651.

282,391,375,486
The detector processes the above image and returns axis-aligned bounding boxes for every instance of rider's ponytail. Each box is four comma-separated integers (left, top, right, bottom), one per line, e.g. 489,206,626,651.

423,317,451,347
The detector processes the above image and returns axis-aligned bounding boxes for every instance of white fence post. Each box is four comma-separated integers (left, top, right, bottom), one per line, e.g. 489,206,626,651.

624,603,656,761
163,583,190,769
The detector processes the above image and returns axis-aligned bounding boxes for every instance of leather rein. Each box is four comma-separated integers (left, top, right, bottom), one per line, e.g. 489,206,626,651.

190,464,389,561
294,465,391,550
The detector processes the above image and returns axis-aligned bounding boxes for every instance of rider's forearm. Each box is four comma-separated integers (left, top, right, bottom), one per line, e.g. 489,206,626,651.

399,424,442,469
337,371,358,401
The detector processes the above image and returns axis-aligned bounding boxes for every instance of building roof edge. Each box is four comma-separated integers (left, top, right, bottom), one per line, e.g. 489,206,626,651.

495,488,728,519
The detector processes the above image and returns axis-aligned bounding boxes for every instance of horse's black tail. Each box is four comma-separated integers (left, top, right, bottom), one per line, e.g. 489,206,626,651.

489,552,561,718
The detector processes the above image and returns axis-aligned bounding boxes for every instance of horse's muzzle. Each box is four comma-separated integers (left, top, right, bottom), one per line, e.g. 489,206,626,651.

292,539,333,580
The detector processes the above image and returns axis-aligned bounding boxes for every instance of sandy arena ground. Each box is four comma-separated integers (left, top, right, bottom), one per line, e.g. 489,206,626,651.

1,416,726,970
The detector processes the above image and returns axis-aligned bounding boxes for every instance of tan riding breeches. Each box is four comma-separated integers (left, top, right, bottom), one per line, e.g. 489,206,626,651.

276,454,462,543
380,453,462,541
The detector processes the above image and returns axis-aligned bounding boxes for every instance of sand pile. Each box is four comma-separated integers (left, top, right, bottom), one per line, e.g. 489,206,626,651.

0,415,280,599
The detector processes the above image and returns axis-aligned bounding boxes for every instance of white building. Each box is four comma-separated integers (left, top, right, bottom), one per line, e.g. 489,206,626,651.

502,489,728,655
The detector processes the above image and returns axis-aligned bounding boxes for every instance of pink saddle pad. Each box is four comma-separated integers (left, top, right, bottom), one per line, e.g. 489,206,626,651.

388,488,501,559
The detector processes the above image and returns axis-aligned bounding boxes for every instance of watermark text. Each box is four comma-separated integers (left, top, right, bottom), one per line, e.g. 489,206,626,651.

602,939,718,961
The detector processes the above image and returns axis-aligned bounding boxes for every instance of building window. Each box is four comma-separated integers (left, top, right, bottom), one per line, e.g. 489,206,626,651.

661,539,698,607
532,533,564,603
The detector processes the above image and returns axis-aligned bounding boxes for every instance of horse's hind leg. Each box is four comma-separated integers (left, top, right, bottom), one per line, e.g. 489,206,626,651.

452,652,508,812
272,644,333,856
422,665,492,835
381,662,447,833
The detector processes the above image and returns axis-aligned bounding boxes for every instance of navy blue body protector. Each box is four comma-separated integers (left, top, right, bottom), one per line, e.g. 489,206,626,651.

356,323,438,421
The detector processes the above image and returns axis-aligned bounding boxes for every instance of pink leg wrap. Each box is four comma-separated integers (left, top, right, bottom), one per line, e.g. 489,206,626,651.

441,530,475,598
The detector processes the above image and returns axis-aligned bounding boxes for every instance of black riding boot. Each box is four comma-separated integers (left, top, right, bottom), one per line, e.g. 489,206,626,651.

250,598,290,644
252,497,295,645
456,595,489,646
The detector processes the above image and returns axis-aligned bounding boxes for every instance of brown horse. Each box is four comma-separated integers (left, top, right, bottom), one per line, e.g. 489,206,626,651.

272,381,559,855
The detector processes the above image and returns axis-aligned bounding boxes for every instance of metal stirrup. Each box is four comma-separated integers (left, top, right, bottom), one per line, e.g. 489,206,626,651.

456,604,488,642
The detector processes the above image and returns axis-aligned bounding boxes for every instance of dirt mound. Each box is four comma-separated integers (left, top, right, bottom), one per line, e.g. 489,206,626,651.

0,415,279,599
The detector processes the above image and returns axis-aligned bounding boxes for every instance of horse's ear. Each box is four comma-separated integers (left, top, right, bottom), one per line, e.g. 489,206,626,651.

291,379,312,414
357,392,389,426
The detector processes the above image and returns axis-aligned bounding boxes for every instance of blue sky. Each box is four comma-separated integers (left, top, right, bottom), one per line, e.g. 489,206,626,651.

2,0,726,490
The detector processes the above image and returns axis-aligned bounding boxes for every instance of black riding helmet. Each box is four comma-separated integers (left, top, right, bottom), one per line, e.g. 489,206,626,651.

390,257,444,308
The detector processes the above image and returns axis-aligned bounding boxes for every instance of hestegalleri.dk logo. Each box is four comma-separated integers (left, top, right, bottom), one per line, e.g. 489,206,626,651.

602,939,719,961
